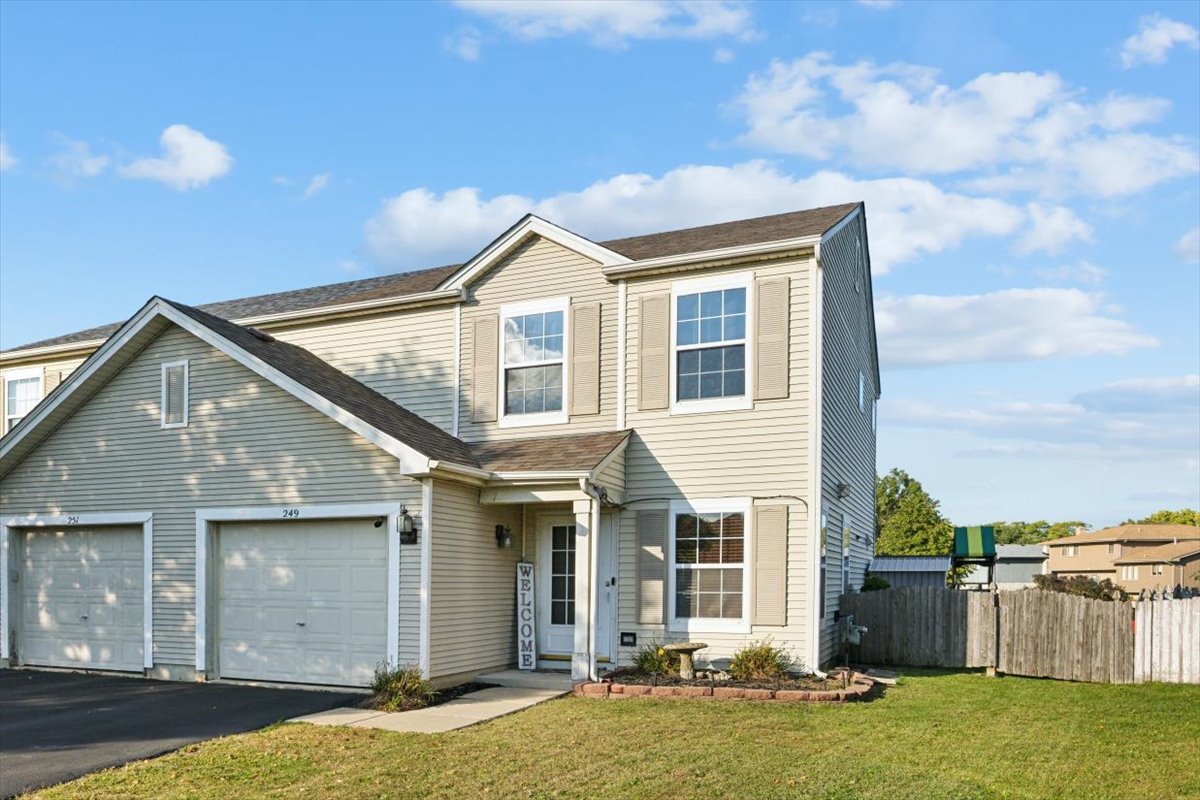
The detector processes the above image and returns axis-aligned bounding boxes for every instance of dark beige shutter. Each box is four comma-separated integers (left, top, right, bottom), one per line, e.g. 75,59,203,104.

43,369,63,393
754,277,790,400
751,504,788,626
637,293,670,411
569,302,601,416
637,508,668,624
471,314,499,422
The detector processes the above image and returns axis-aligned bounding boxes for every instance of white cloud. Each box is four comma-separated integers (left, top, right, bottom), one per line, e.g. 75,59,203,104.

272,176,292,186
451,0,757,48
336,258,362,275
1033,260,1107,285
856,0,896,8
445,26,483,60
303,173,330,200
0,134,15,171
1120,14,1199,68
47,135,110,180
887,375,1199,461
714,47,735,64
118,124,233,190
734,52,1199,197
1174,227,1200,263
1016,203,1092,254
875,288,1158,368
362,161,1075,272
1072,375,1199,414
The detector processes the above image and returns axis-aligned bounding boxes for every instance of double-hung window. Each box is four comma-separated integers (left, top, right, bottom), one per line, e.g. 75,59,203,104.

668,498,751,633
500,297,568,426
4,369,43,433
671,273,751,414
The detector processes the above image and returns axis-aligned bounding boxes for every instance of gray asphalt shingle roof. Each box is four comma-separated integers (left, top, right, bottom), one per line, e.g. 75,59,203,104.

470,429,630,473
5,204,861,354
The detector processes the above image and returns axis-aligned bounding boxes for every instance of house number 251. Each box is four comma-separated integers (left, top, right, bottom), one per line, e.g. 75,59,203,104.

281,508,300,519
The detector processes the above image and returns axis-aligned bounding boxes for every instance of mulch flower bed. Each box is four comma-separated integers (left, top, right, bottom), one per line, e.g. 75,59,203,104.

573,669,879,703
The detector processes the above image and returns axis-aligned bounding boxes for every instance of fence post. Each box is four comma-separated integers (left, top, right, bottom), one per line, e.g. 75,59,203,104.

987,590,1000,677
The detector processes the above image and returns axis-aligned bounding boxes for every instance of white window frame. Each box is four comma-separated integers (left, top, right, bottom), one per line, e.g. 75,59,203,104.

1121,565,1138,581
669,271,754,415
4,367,43,434
160,360,190,429
1063,545,1078,557
859,372,866,412
666,497,752,634
1152,563,1164,576
498,296,570,429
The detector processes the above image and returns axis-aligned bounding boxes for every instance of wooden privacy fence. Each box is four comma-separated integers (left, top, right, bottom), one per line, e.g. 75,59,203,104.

839,587,1199,684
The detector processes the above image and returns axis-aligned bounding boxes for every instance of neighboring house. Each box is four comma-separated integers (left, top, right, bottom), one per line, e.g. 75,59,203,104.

0,203,880,688
867,556,950,588
962,544,1049,589
1046,524,1200,594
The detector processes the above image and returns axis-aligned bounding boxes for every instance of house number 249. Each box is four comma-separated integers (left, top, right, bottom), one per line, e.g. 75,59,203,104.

281,508,300,519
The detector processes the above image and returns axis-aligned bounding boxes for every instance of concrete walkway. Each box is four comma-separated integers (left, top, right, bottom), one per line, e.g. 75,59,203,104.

291,685,567,734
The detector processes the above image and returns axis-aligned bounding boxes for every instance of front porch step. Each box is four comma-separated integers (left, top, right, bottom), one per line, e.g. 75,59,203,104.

476,669,575,691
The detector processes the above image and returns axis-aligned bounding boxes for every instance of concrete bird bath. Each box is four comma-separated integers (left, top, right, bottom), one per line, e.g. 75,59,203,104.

662,642,708,680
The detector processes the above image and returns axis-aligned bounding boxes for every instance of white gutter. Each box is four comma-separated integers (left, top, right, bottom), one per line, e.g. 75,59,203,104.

602,235,822,279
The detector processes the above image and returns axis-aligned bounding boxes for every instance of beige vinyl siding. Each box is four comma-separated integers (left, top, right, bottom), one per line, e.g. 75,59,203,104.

817,211,878,665
616,257,814,665
0,325,420,671
594,447,625,501
428,479,523,679
458,236,619,441
269,306,457,433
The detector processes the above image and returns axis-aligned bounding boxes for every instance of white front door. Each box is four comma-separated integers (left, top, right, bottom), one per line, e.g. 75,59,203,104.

538,518,576,656
217,519,387,687
19,527,145,672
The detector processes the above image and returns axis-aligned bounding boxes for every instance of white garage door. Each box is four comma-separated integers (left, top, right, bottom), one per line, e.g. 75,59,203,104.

217,519,387,687
19,527,145,672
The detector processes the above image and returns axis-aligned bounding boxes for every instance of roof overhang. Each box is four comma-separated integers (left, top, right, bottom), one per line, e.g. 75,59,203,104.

441,215,632,291
0,297,463,478
601,236,820,281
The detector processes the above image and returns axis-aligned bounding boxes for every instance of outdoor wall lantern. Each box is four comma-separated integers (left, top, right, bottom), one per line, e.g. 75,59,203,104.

398,506,419,546
495,524,513,549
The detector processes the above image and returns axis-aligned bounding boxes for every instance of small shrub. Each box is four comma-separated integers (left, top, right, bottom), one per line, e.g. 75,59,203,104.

632,641,681,675
369,663,436,711
1033,573,1126,601
861,573,890,592
728,639,797,680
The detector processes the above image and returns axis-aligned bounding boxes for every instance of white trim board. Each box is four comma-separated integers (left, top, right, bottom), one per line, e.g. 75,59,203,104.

418,479,433,678
1,512,154,669
193,502,402,677
442,215,630,291
0,298,443,477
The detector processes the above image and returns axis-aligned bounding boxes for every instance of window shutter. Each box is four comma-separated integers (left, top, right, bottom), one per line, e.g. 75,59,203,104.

43,369,63,393
471,314,499,423
569,302,601,416
637,509,668,625
751,504,787,626
637,293,670,411
162,363,187,427
754,276,789,401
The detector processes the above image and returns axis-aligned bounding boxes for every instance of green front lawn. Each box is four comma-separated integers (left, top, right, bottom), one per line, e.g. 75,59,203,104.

31,671,1200,800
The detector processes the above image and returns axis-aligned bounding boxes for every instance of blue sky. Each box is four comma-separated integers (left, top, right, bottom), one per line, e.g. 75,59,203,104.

1,0,1198,527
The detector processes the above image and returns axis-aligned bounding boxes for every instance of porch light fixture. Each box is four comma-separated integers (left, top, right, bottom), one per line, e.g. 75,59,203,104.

495,524,513,549
398,506,418,545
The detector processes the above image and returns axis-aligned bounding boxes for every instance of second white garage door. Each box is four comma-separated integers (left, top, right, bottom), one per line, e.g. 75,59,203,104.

217,518,387,687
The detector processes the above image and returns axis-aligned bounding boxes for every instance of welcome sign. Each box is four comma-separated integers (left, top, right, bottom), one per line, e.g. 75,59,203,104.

516,562,536,670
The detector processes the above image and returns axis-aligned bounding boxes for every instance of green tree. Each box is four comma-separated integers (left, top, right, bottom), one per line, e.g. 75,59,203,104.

989,520,1085,545
1122,508,1200,527
874,468,954,555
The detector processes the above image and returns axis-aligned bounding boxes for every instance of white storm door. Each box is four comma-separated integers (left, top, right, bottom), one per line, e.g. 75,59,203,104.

20,527,144,672
217,519,387,687
538,518,576,656
595,514,616,660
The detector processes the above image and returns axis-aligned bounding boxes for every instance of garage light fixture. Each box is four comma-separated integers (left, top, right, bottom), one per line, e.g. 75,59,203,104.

399,507,419,546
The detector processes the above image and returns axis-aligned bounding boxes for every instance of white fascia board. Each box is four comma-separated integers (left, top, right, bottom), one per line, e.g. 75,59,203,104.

441,215,631,291
601,235,822,279
0,298,436,475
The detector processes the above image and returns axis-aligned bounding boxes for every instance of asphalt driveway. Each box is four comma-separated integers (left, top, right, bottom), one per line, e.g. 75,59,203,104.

0,669,360,798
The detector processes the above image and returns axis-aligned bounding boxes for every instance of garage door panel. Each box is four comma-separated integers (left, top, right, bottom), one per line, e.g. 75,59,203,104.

19,527,144,672
217,519,388,687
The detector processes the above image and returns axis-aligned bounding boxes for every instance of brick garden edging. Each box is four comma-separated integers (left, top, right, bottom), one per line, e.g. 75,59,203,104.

572,671,879,703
